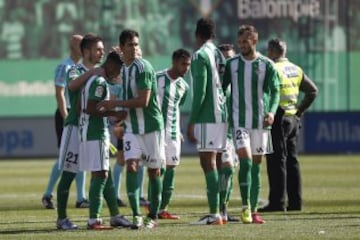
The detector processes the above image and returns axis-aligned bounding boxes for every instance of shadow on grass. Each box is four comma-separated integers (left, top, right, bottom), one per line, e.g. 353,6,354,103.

0,228,58,235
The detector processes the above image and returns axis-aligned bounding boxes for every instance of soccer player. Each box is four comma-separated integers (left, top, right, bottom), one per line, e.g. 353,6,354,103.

110,47,149,208
222,25,280,224
79,51,132,230
56,33,105,230
97,29,165,229
156,49,190,220
187,18,227,225
260,38,318,212
218,43,239,223
42,34,89,210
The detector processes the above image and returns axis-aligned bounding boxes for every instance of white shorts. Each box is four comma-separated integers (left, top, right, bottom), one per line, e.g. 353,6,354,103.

123,130,165,169
79,139,110,171
58,125,80,173
194,123,227,152
165,136,181,166
221,138,238,167
233,127,272,155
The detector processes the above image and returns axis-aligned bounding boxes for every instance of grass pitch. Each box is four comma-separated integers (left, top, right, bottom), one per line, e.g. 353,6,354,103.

0,155,359,239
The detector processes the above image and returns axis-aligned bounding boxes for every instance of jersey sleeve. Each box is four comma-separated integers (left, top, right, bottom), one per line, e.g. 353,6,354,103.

54,63,68,87
189,54,207,123
136,61,155,90
179,80,190,106
266,63,280,114
88,77,107,101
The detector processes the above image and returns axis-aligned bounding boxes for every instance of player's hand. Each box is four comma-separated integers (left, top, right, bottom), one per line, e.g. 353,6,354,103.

97,100,116,112
93,67,105,77
263,112,275,128
187,124,197,143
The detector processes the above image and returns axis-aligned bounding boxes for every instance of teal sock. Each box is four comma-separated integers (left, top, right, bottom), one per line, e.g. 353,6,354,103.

103,170,119,216
127,171,140,216
75,171,86,202
57,171,76,219
205,170,219,214
238,158,252,206
44,160,61,196
89,176,106,219
113,163,123,199
250,163,261,212
137,165,145,198
160,167,175,210
219,166,234,208
149,174,162,219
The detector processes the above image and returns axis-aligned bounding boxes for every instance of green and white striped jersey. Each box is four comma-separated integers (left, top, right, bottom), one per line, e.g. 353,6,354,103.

64,63,88,126
121,58,163,134
189,41,227,124
156,69,189,140
79,75,110,141
223,53,280,129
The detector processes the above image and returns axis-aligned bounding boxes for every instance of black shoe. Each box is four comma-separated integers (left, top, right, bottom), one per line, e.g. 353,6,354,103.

75,199,90,208
286,206,302,211
140,197,150,207
227,215,240,222
117,198,127,207
258,205,286,212
42,195,56,209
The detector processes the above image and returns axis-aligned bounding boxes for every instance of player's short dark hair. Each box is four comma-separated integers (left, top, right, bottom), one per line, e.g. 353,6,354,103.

172,48,191,61
237,25,258,38
105,51,123,66
195,18,215,40
268,38,287,55
218,44,234,52
119,29,139,46
80,33,103,53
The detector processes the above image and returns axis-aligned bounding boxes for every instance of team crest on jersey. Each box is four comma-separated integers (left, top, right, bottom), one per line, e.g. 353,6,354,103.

189,0,222,16
95,86,104,97
68,67,78,78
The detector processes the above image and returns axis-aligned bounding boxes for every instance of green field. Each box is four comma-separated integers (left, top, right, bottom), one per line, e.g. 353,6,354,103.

0,155,359,240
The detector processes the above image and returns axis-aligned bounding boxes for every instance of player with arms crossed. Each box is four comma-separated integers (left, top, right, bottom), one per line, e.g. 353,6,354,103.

97,29,165,229
223,25,280,224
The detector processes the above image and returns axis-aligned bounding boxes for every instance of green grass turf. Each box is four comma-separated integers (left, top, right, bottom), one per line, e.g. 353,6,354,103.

0,155,359,239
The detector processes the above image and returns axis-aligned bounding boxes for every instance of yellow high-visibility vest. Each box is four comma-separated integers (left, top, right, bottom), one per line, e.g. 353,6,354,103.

274,58,303,116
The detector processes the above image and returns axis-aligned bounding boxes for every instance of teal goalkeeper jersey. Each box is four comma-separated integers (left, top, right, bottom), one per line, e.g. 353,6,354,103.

189,41,227,124
121,58,163,134
223,53,280,129
79,75,110,141
64,63,88,126
156,70,189,140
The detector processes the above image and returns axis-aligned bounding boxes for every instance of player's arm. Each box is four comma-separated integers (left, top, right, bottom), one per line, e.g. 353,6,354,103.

54,64,68,119
264,64,281,127
86,99,127,119
68,67,104,91
296,73,318,117
55,85,68,119
188,55,207,123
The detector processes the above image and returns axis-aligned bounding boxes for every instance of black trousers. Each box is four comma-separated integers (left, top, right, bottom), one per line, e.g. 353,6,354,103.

266,108,302,209
54,108,64,148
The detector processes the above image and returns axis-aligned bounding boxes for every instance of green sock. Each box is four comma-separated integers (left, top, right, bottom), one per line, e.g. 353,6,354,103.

160,167,175,210
238,158,252,206
103,170,119,216
149,174,162,219
219,166,234,208
250,163,261,212
126,171,140,216
89,176,106,219
205,170,219,214
57,171,76,219
226,173,234,204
